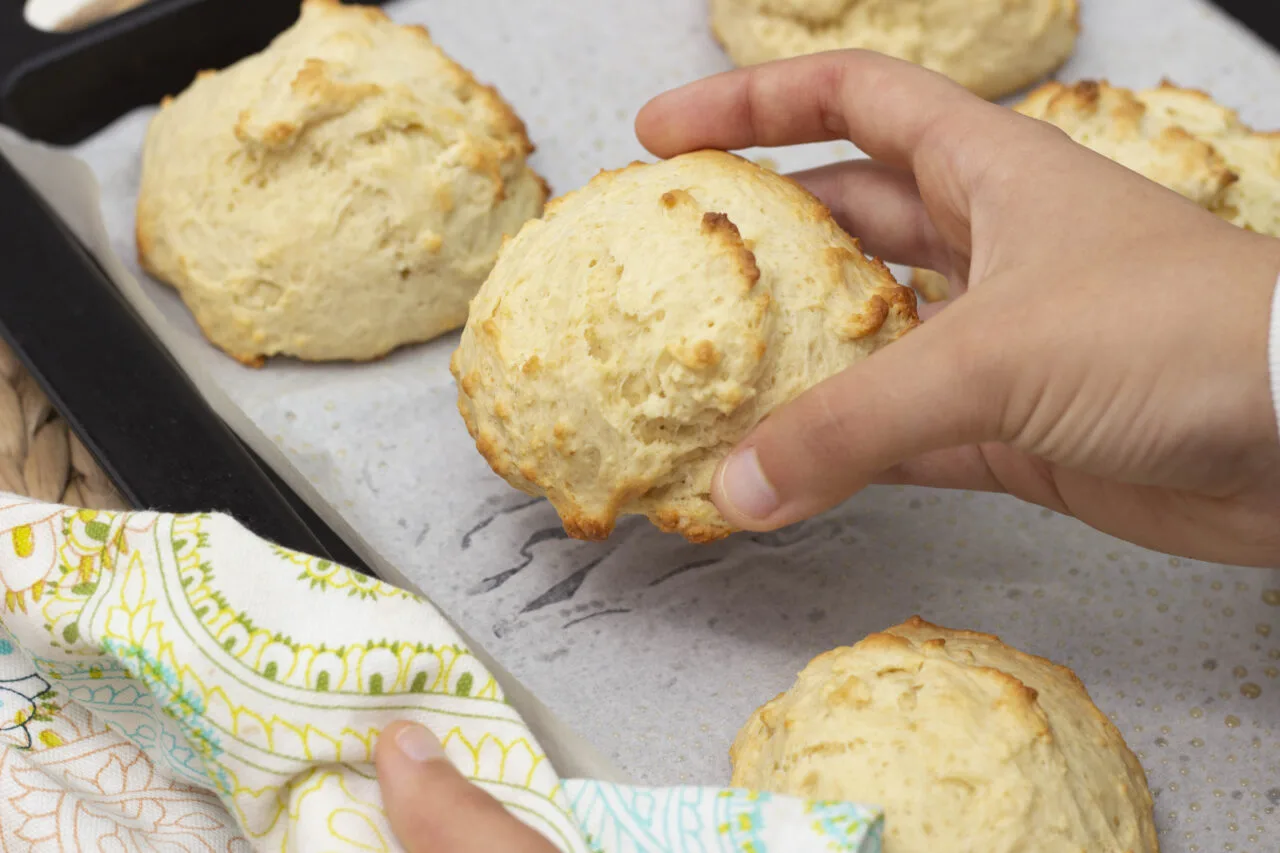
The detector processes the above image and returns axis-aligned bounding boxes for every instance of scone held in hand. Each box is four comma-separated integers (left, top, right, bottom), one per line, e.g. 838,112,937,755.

731,617,1158,853
136,0,546,365
451,151,917,542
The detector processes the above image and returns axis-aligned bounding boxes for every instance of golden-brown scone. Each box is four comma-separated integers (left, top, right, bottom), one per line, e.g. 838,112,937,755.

910,79,1280,303
1015,80,1238,207
709,0,1079,101
731,617,1158,853
1137,82,1280,237
451,151,917,542
136,0,546,365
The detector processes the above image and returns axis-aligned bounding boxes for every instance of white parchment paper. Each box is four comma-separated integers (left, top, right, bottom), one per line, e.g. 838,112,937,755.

5,0,1280,849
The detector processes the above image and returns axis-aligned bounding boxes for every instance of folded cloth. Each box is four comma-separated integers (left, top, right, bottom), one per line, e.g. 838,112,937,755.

0,496,883,852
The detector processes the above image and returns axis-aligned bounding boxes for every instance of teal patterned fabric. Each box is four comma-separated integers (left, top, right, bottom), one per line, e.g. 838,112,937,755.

564,781,884,852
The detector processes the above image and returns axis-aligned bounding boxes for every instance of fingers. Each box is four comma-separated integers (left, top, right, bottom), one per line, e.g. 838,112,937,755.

376,722,558,853
635,50,1002,172
712,301,1010,529
872,445,1005,492
872,443,1073,515
917,299,954,321
788,160,946,269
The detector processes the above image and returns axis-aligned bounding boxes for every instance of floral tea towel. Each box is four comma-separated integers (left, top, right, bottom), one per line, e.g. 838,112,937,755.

0,495,883,852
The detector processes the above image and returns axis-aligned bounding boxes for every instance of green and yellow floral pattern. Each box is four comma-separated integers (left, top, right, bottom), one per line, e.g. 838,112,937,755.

0,495,883,852
0,499,583,851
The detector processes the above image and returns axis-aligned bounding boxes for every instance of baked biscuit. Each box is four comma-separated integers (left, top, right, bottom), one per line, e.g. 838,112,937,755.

136,0,546,365
709,0,1079,101
912,79,1278,302
1137,82,1280,237
1016,80,1238,207
731,616,1158,853
451,150,917,542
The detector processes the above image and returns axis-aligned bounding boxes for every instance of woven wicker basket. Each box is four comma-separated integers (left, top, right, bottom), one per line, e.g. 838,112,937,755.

0,339,126,509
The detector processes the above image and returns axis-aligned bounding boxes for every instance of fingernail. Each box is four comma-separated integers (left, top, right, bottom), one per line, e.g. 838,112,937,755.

719,447,779,520
395,723,447,764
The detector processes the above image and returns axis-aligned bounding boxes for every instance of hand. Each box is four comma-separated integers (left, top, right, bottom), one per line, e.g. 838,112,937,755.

375,721,558,853
635,51,1280,567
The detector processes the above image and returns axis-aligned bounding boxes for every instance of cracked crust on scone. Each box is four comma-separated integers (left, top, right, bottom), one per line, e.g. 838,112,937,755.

1136,81,1280,237
910,78,1278,303
451,150,917,543
135,0,546,364
731,616,1158,853
709,0,1079,101
1018,80,1279,235
1016,80,1238,206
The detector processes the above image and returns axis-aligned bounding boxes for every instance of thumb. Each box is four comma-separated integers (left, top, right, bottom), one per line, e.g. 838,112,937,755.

712,308,1006,530
375,721,559,853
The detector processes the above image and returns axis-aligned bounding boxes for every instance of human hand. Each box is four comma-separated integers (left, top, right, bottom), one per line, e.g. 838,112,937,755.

635,51,1280,567
375,721,558,852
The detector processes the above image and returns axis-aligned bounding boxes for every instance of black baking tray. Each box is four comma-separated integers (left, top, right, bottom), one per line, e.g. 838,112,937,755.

0,0,385,572
0,0,1274,571
1210,2,1279,50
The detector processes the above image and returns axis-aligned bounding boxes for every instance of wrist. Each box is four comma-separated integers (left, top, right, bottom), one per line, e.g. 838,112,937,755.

1234,230,1280,451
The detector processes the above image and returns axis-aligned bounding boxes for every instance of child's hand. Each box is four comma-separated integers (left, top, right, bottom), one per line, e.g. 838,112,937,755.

637,50,1280,566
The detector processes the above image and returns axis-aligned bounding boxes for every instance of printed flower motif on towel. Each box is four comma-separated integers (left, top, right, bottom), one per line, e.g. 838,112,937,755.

0,503,65,616
0,669,52,749
0,695,247,852
0,495,883,852
1,617,247,852
48,655,213,789
271,544,420,603
806,799,884,846
0,499,588,852
562,781,884,852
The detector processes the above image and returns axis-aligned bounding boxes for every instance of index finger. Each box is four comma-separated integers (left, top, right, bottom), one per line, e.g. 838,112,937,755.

635,49,1007,171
